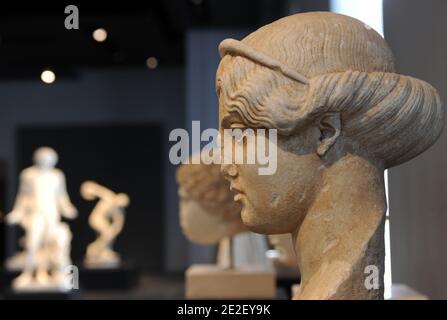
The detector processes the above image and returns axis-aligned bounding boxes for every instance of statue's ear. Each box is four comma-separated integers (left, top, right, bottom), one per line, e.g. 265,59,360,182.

316,113,341,157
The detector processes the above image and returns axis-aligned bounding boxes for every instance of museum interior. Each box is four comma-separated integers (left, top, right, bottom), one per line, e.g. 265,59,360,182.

0,0,446,300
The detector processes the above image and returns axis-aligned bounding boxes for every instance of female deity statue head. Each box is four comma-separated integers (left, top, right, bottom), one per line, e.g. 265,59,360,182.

176,152,245,245
216,12,444,299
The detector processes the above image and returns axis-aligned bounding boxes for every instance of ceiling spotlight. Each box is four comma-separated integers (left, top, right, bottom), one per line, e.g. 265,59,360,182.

191,0,203,5
146,57,158,69
41,70,56,84
93,28,108,42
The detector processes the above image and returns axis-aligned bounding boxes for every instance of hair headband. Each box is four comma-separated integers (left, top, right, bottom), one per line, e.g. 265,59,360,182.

219,38,309,84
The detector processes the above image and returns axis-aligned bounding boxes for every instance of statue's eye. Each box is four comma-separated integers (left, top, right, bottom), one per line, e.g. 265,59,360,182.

216,80,222,96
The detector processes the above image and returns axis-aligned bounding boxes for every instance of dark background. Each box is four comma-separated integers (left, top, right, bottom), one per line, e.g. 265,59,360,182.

16,124,164,272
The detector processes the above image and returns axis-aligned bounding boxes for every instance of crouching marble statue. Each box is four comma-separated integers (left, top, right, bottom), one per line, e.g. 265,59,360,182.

81,181,129,268
216,12,444,299
176,151,275,299
6,147,77,291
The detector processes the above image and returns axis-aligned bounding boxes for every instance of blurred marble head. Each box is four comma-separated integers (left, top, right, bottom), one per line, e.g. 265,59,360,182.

176,152,245,244
33,146,58,170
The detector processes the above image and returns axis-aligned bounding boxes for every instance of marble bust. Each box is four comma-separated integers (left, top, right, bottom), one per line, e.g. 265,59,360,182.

176,152,244,246
216,12,444,299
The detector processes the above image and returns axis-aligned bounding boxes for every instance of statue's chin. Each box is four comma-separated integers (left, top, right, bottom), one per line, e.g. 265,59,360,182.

241,205,302,235
241,208,276,234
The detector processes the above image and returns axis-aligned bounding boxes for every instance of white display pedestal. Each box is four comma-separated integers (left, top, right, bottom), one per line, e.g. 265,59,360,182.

185,264,276,299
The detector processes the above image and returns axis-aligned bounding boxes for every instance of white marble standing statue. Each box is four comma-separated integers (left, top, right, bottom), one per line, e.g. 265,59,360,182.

6,147,77,291
81,181,128,268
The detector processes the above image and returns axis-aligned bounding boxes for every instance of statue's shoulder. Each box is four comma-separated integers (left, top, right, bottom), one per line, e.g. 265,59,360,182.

20,166,37,179
52,168,65,178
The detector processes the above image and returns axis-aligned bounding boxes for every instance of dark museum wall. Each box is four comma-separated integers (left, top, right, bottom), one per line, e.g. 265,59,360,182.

0,67,188,273
384,0,447,299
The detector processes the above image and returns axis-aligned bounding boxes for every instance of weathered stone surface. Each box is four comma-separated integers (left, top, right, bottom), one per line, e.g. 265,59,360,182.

216,12,444,299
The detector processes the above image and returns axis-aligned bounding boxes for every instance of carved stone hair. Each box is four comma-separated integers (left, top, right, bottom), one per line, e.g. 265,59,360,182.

216,12,444,168
176,153,241,220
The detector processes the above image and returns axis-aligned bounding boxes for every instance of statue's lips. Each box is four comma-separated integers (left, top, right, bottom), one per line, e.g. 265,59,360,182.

230,184,244,201
234,194,244,201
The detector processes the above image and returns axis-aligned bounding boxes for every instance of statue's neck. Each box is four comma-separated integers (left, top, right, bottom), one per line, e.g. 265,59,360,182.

293,154,386,299
216,237,233,269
